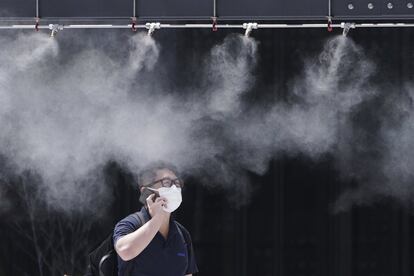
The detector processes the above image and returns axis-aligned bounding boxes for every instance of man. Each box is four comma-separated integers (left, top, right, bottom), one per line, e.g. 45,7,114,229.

113,162,198,276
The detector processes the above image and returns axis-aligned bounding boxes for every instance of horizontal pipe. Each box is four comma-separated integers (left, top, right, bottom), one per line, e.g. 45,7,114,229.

1,23,414,30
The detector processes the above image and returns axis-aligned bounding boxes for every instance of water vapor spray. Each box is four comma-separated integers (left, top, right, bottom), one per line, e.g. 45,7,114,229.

0,30,412,214
205,34,258,115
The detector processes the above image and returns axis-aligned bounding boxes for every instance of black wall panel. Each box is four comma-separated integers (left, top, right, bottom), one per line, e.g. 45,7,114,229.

218,0,327,19
0,0,414,20
333,0,414,18
0,0,35,17
1,25,414,276
137,0,213,19
40,0,132,18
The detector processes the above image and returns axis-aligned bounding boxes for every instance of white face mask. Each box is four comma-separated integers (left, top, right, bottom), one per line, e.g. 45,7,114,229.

149,185,182,213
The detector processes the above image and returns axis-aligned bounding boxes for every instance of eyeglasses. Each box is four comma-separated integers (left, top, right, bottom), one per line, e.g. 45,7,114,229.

147,177,183,188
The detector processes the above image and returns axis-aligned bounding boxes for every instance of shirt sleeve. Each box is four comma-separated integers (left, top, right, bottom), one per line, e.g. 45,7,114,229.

113,214,141,245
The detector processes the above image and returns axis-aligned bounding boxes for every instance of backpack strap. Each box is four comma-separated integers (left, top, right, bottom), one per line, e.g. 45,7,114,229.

95,233,117,276
99,252,113,276
121,211,146,276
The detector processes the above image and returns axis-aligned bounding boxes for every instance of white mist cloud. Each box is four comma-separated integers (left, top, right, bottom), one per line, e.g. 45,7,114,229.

379,88,414,203
205,34,258,115
0,30,409,213
0,32,164,213
217,36,376,179
277,36,376,157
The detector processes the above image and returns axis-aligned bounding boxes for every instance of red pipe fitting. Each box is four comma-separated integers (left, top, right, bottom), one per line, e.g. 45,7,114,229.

35,18,40,32
212,17,218,32
327,19,333,32
131,17,137,32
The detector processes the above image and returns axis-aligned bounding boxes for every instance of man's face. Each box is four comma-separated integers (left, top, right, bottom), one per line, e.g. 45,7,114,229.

139,167,183,205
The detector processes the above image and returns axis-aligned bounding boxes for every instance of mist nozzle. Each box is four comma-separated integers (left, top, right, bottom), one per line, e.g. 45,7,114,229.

243,22,258,37
341,22,355,36
49,24,63,37
145,22,161,36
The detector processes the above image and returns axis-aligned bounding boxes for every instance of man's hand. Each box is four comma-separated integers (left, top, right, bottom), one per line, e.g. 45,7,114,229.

146,194,168,219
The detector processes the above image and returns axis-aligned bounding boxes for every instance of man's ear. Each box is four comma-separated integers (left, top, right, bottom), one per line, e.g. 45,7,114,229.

140,186,145,193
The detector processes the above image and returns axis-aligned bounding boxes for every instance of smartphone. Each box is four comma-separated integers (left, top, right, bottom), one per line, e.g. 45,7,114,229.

146,187,159,202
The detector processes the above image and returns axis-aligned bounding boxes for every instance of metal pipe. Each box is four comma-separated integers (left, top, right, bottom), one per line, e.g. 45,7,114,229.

328,0,332,19
65,24,133,29
213,0,217,18
1,22,414,30
36,0,39,18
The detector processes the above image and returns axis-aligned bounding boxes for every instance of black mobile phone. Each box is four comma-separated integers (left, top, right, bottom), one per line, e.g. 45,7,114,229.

152,191,160,202
146,187,159,202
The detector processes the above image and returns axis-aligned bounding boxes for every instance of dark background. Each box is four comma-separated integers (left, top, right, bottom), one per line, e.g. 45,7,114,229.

0,27,414,276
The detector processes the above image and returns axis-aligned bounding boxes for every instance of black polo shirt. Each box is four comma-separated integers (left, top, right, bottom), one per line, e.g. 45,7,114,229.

113,207,198,276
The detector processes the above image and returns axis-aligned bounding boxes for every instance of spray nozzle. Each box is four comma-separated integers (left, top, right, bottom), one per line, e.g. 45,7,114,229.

341,22,355,37
145,22,161,36
243,22,258,37
49,24,64,37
